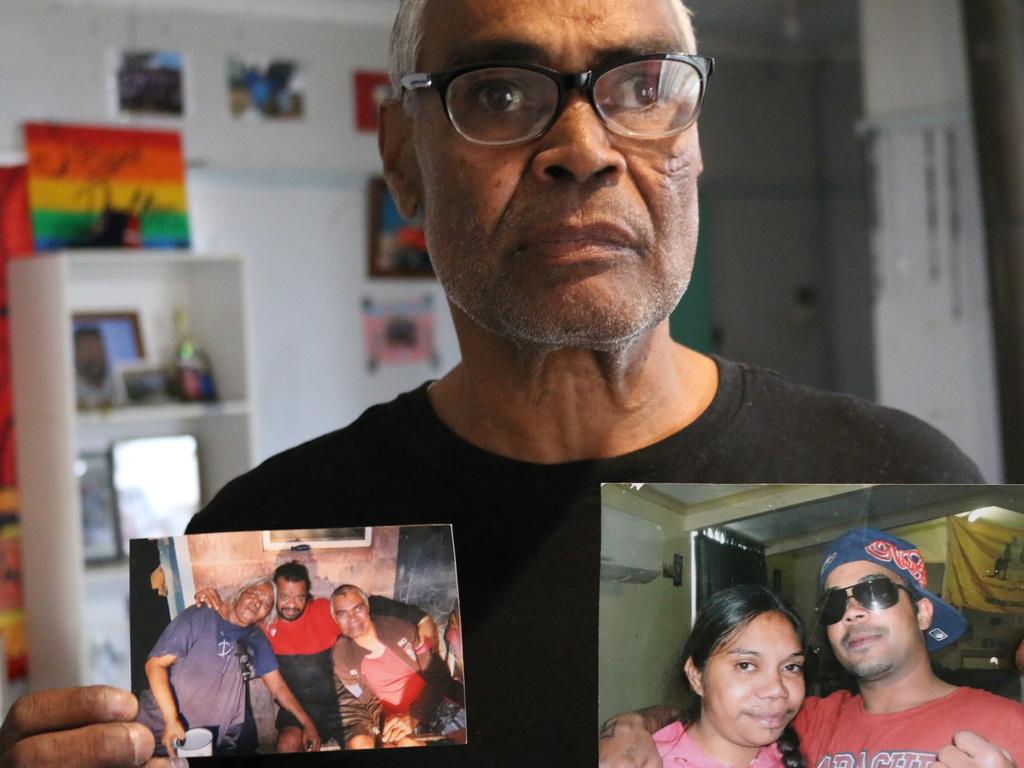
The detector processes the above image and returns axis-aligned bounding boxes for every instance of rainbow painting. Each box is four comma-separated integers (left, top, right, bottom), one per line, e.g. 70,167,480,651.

24,122,190,250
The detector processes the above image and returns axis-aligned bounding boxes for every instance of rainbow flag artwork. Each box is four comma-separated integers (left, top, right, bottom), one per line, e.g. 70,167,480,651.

24,122,190,250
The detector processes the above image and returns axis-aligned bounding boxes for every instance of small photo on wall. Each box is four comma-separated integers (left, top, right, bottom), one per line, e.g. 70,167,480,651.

362,295,439,372
228,57,305,120
76,452,122,564
368,177,432,277
129,524,467,756
116,50,185,116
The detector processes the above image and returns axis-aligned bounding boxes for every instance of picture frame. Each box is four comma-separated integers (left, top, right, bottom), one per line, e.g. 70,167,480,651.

115,50,185,117
368,177,433,278
72,311,145,409
77,452,123,564
119,364,172,406
262,527,373,550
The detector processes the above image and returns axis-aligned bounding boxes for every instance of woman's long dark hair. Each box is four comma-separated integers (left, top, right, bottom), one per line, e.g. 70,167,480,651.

679,584,806,768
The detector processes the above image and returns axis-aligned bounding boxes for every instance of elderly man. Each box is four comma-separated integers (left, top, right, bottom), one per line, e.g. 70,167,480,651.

329,585,462,748
136,578,320,757
599,528,1023,768
0,1,987,766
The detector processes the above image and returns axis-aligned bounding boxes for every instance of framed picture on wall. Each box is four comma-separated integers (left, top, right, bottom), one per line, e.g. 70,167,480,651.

262,527,373,550
368,177,433,278
77,452,122,564
71,311,145,409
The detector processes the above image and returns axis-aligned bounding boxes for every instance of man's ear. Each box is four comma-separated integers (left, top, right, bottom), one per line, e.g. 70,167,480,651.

683,657,704,697
378,98,423,219
915,596,934,632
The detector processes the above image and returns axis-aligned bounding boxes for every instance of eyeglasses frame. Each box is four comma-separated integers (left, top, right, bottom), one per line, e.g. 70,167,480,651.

399,53,715,146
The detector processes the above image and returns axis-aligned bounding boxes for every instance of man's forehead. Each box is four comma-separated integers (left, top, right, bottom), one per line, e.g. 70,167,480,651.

417,0,694,71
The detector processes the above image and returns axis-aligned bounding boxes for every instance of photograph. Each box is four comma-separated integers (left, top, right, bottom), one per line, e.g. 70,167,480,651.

112,435,200,555
76,452,121,563
362,295,439,372
71,311,144,409
368,177,432,277
227,57,304,120
129,524,466,757
116,50,185,116
120,364,173,406
598,483,1024,767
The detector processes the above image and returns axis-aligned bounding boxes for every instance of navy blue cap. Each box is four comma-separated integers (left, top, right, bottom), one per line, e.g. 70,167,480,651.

819,527,967,651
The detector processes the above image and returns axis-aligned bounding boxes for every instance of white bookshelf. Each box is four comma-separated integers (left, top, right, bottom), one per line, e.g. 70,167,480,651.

9,250,255,692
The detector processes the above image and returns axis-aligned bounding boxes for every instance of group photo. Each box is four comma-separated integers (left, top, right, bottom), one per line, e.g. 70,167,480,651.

128,524,466,757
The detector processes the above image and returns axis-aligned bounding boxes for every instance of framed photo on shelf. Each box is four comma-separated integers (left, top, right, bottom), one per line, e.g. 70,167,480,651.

112,435,201,555
120,364,172,406
72,311,144,409
77,452,122,564
368,177,433,278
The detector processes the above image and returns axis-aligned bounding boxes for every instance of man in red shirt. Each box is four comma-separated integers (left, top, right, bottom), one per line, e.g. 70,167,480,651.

331,584,464,747
262,563,378,751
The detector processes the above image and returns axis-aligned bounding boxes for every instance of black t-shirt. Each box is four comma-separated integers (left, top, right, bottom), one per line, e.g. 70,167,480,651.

187,357,982,765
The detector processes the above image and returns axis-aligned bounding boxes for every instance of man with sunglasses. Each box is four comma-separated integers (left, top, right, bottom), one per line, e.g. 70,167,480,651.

0,1,985,766
600,527,1024,768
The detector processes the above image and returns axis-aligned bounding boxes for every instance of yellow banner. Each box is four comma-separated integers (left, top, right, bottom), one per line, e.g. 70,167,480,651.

945,516,1024,613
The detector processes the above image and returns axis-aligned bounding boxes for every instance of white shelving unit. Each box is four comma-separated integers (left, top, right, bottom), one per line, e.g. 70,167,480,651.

9,251,255,692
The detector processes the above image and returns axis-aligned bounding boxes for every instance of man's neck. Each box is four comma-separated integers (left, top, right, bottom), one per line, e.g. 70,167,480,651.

429,310,718,464
857,659,957,713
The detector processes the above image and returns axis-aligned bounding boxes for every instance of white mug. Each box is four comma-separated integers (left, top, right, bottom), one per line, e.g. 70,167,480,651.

175,727,214,757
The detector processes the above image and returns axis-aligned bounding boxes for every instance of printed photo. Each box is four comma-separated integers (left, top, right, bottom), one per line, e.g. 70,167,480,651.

130,524,466,758
72,312,144,409
368,177,432,277
598,483,1024,767
117,50,185,116
228,57,304,120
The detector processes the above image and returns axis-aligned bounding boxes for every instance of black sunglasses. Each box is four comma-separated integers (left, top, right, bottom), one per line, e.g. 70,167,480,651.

818,576,913,626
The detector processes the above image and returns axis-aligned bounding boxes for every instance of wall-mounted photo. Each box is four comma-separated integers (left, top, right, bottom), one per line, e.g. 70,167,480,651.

362,295,439,372
72,311,144,409
116,50,185,117
130,524,466,757
368,177,432,277
228,57,304,120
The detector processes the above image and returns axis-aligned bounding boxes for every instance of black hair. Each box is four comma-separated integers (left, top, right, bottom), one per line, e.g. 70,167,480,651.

273,561,311,592
679,585,806,768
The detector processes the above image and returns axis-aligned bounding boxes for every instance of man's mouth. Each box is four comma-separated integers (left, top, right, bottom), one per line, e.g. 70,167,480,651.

844,630,884,651
517,223,639,262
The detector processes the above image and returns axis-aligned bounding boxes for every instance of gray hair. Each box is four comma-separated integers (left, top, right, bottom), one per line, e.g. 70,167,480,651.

387,0,696,94
231,575,277,624
331,583,370,605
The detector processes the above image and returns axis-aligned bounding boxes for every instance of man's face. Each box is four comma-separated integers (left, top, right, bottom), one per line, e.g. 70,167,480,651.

332,592,372,639
233,582,275,626
75,334,108,384
824,561,931,683
275,578,309,621
385,0,702,350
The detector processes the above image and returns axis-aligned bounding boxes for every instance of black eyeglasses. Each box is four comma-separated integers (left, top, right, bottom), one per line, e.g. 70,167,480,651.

400,53,714,147
818,576,913,626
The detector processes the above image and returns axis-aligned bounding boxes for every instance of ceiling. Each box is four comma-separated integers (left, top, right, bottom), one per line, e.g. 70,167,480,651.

626,484,1024,555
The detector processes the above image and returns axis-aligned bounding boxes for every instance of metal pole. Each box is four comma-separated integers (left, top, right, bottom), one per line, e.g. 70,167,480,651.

961,0,1024,481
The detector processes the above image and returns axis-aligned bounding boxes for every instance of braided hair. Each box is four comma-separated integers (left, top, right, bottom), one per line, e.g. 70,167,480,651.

678,584,807,768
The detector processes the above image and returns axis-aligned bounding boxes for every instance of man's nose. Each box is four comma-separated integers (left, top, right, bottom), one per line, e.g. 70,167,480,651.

842,593,868,621
529,95,625,184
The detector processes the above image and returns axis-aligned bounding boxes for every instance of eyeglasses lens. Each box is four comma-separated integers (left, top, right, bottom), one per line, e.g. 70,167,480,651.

447,67,559,146
820,578,901,625
594,59,703,137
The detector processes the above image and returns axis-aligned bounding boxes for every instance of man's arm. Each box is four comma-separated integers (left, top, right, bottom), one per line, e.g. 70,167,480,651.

598,705,679,768
144,655,186,758
260,670,320,752
0,686,156,768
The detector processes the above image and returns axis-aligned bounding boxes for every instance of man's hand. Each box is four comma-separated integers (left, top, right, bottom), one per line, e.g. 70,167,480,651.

936,731,1016,768
0,686,157,768
160,717,186,758
193,587,223,612
598,712,664,768
381,714,418,744
301,721,321,752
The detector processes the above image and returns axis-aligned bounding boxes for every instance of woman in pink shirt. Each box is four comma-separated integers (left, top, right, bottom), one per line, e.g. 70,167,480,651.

654,586,807,768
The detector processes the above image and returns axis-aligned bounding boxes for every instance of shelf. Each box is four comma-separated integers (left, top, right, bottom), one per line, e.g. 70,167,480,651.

76,399,250,425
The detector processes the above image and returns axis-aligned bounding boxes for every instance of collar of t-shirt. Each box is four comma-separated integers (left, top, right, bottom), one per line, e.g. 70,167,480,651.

653,721,783,768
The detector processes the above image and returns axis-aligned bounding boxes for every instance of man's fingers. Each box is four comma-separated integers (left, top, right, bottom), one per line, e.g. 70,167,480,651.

947,731,1015,768
3,721,154,768
0,687,137,748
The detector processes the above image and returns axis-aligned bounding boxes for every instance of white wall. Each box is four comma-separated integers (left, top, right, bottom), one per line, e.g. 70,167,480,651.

859,0,1003,481
0,0,459,466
